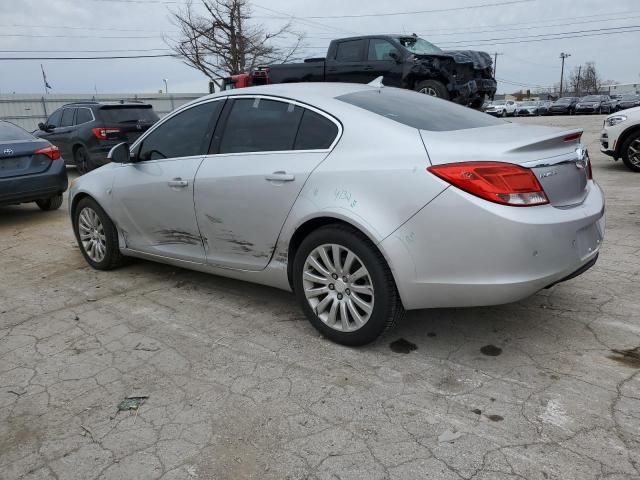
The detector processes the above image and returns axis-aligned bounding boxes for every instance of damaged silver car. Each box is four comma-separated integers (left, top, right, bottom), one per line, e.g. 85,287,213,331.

69,82,605,346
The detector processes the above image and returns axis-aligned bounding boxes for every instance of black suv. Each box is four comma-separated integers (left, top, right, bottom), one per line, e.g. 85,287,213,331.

34,101,159,173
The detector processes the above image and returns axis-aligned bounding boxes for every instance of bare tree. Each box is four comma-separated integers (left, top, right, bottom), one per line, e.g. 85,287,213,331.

167,0,304,89
569,62,610,95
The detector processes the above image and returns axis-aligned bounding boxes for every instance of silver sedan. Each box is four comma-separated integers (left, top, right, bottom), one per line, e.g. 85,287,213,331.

69,82,605,345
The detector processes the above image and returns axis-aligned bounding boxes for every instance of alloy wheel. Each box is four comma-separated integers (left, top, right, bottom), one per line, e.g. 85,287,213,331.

628,139,640,167
302,244,374,332
419,87,438,97
78,207,107,262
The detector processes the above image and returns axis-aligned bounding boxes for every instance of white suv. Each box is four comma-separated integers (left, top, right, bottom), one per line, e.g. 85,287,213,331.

601,106,640,172
484,100,517,117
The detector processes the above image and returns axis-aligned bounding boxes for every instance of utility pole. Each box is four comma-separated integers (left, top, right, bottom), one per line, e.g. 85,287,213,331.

559,52,571,97
492,52,503,77
576,65,582,96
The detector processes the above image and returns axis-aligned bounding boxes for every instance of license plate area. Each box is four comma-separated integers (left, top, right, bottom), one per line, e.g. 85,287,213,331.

0,156,30,178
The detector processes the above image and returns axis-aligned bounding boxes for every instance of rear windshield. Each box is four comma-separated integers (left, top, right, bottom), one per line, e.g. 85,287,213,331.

98,106,159,124
336,87,504,131
0,121,34,141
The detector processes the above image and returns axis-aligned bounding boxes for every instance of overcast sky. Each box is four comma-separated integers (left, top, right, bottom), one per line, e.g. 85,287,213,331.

1,0,639,95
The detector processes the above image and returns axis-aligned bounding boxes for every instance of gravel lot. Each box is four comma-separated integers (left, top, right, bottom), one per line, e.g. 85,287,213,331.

1,114,639,480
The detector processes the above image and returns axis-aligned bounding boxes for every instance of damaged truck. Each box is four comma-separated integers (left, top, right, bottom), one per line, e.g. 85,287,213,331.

225,34,497,109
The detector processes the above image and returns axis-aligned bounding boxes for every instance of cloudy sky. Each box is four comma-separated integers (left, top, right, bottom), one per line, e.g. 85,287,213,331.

1,0,639,95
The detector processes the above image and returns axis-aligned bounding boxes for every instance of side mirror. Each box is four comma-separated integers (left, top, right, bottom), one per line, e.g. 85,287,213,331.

108,142,131,164
389,51,401,63
38,122,46,131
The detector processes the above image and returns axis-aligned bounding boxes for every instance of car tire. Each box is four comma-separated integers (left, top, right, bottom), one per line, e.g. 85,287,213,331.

621,131,640,173
414,80,450,100
73,197,126,270
74,146,91,175
293,224,404,346
501,110,507,117
36,194,63,211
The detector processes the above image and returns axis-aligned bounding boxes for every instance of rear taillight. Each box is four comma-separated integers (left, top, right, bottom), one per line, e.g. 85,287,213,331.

564,132,582,143
92,127,121,140
34,145,61,161
427,162,549,207
587,157,593,180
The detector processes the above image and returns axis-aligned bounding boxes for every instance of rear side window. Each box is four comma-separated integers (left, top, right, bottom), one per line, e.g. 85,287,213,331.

337,88,504,131
99,106,159,124
294,110,339,150
219,98,303,154
138,101,222,161
75,108,93,125
60,108,75,127
0,121,34,141
335,40,365,62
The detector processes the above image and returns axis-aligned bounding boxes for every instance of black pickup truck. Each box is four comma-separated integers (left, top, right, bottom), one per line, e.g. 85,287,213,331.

251,35,497,108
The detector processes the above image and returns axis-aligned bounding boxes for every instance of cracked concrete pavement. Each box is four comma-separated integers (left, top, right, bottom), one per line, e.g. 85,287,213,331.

1,114,639,480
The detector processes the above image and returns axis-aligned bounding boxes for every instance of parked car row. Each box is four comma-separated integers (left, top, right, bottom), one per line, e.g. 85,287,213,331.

484,94,640,117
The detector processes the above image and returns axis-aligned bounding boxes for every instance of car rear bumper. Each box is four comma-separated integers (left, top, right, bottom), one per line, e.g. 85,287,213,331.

0,160,68,206
380,182,605,310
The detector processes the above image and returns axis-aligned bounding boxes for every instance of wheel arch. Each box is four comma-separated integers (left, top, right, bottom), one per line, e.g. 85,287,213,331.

615,124,640,158
285,215,394,292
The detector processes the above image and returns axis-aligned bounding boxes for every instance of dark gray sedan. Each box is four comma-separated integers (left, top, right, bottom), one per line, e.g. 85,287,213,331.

0,120,68,210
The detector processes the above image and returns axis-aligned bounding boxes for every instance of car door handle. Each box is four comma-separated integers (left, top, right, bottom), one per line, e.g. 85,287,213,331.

168,178,189,188
265,172,295,182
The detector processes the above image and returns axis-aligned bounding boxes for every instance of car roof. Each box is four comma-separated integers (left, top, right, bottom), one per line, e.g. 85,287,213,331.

195,82,381,110
62,101,153,108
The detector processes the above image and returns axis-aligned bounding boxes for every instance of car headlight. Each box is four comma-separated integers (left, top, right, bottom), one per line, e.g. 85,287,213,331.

606,115,627,127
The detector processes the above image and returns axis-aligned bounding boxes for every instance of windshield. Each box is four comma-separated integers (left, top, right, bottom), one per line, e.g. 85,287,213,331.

556,98,574,104
396,36,443,55
98,106,159,124
581,96,601,102
492,100,506,105
521,101,536,106
622,95,639,101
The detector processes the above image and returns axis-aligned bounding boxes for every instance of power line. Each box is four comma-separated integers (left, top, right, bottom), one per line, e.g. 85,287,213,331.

438,26,640,48
438,24,640,46
0,54,177,60
0,33,160,39
255,0,533,19
0,49,173,53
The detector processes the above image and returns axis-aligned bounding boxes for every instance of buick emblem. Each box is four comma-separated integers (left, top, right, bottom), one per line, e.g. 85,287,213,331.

3,148,13,155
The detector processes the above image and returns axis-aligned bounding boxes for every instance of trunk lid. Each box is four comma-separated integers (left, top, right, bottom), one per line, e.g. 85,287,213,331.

420,123,589,207
0,139,53,179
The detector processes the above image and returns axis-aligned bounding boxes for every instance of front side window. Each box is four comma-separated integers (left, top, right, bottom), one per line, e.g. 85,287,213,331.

60,108,75,127
219,98,304,154
138,101,222,161
335,40,365,62
368,39,399,61
46,109,63,128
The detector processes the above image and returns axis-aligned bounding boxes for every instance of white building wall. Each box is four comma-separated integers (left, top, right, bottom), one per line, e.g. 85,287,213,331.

0,93,205,131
